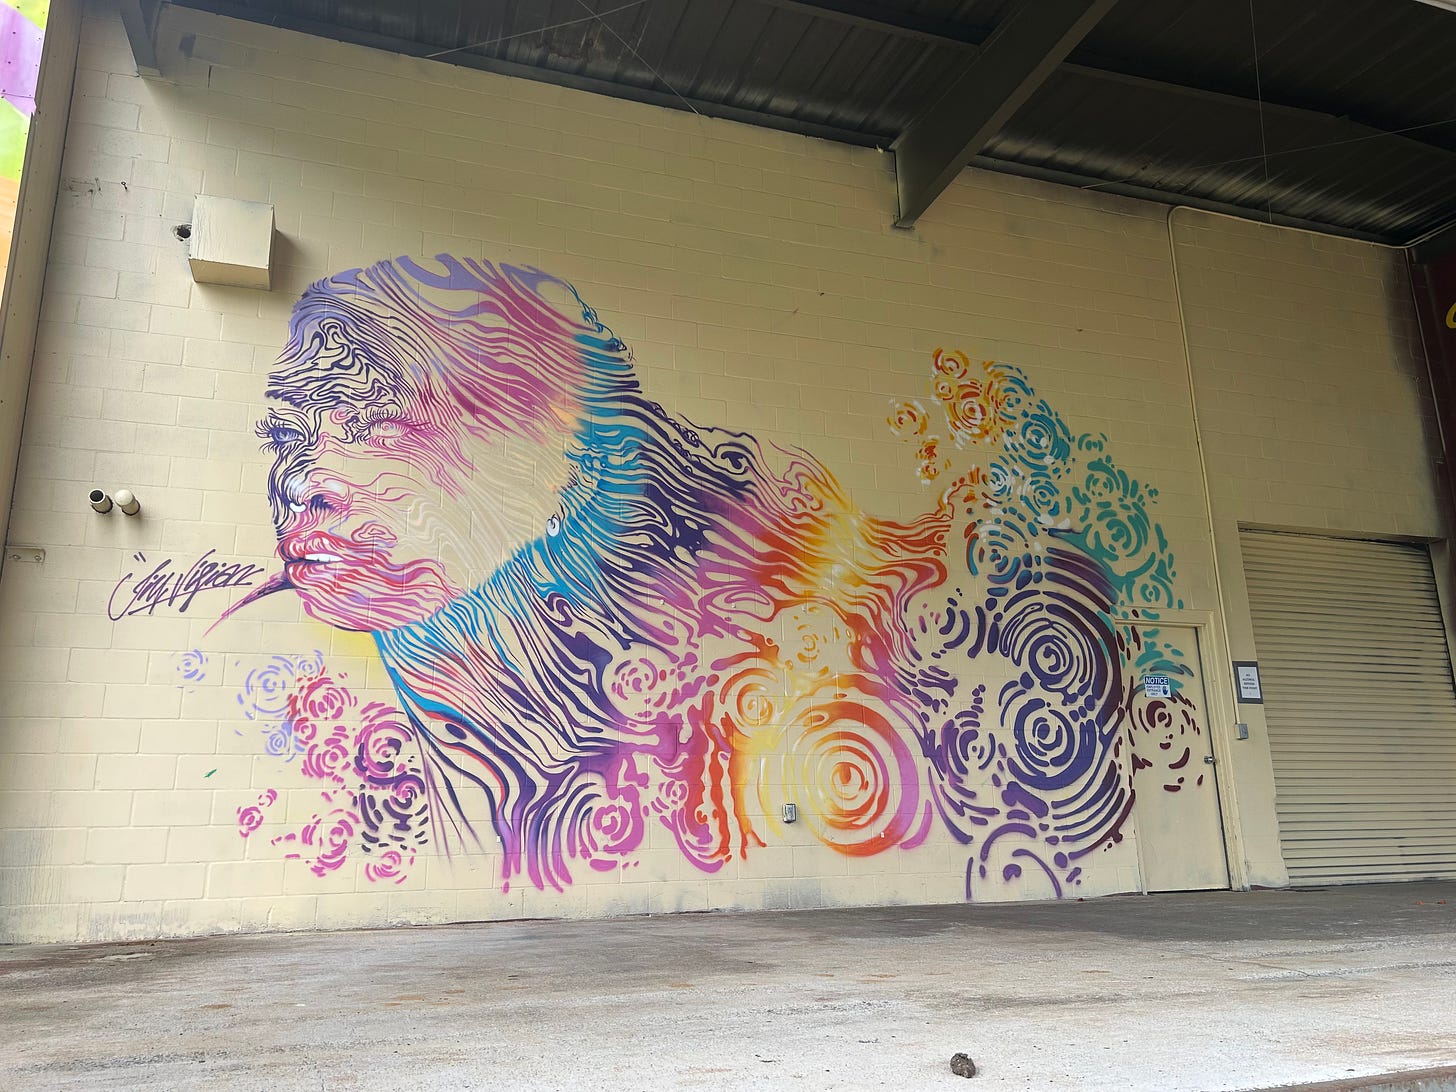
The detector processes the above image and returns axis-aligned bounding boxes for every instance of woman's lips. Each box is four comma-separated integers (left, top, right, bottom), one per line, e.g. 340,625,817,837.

278,518,400,567
279,531,365,567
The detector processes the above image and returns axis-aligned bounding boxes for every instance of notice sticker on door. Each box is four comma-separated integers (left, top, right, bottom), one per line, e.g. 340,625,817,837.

1142,674,1172,699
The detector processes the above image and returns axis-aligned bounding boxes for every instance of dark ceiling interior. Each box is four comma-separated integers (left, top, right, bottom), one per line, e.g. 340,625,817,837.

161,0,1456,255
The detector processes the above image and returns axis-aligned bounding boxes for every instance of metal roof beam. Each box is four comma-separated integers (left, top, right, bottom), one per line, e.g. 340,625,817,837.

755,0,986,46
761,2,1452,159
891,0,1117,228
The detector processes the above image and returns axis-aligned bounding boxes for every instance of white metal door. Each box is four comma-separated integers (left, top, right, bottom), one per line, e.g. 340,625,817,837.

1127,623,1230,892
1241,530,1456,884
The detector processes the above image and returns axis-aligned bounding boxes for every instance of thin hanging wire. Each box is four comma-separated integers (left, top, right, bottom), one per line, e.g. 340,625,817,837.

426,0,649,60
573,0,706,119
1077,115,1456,195
1248,0,1275,223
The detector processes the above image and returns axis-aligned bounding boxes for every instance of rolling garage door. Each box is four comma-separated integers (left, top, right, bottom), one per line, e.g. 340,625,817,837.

1241,530,1456,884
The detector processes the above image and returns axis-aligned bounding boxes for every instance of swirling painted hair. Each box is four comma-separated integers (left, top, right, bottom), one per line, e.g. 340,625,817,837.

260,254,1190,896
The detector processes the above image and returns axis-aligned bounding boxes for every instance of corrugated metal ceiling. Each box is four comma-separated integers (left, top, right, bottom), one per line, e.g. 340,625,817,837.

175,0,1456,246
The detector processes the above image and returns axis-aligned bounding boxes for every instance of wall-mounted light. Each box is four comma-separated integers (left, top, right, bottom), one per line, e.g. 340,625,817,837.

88,489,112,513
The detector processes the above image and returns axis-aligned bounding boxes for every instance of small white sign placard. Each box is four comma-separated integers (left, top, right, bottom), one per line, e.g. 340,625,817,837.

1233,661,1263,703
1142,674,1172,699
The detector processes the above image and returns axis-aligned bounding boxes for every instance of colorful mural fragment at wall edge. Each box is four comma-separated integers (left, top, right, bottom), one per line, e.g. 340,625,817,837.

0,1,49,296
195,253,1200,900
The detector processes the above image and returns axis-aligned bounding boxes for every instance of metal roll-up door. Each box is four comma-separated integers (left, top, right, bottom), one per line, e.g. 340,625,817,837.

1241,530,1456,885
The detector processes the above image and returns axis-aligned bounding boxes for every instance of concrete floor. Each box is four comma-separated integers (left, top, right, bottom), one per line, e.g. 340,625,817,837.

3,883,1455,1091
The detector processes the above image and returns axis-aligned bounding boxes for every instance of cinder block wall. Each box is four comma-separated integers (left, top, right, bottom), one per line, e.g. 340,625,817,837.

1171,214,1443,882
0,1,1438,942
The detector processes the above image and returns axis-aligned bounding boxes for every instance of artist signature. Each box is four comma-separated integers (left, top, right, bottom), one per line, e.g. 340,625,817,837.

108,550,267,620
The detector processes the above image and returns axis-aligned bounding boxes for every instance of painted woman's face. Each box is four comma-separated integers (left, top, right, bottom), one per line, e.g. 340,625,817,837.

260,315,568,632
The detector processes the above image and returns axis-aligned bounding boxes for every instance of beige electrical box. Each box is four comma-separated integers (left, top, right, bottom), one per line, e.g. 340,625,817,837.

188,195,274,289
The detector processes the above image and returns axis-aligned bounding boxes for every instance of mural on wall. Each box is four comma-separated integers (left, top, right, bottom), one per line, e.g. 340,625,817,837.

0,0,47,292
214,254,1200,896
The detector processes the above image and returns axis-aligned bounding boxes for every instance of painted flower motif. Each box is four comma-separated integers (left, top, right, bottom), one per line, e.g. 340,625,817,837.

364,847,412,885
925,697,999,844
238,656,299,721
589,801,640,855
995,370,1034,421
924,355,1004,446
998,679,1100,794
917,437,947,482
237,805,266,838
263,720,296,757
994,580,1116,705
1084,498,1153,570
932,347,970,379
1129,551,1179,609
289,714,319,746
983,458,1021,506
1070,458,1155,576
970,515,1039,578
947,385,989,438
887,400,929,437
785,603,848,668
354,702,417,788
278,807,358,877
1022,470,1065,523
715,663,787,738
235,789,277,838
293,673,356,723
1125,684,1202,793
1004,400,1073,468
655,774,690,812
176,649,208,683
357,774,429,847
759,682,920,856
607,656,673,724
301,723,353,785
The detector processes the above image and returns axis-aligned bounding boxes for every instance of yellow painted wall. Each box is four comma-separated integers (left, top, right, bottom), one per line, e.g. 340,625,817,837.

0,4,1440,942
1171,212,1444,885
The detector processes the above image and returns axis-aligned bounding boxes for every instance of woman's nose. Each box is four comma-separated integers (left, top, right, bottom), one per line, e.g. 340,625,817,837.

286,470,352,517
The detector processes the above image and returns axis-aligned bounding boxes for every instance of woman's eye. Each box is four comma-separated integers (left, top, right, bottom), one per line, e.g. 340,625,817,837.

257,417,307,450
363,418,409,440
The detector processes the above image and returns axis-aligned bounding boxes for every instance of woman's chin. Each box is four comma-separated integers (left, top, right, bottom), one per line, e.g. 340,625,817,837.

290,566,459,632
297,592,448,632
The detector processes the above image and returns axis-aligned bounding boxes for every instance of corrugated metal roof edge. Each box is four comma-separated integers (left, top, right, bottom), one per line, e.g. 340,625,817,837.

171,0,1436,248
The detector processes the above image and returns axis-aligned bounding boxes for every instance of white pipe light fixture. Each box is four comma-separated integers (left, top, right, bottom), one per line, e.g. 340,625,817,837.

88,488,141,516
